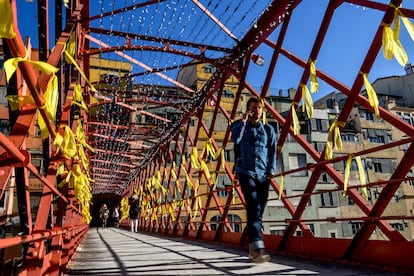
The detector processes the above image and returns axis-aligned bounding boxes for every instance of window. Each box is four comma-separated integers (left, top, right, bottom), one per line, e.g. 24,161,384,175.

364,129,388,144
351,222,363,234
0,191,7,212
373,162,382,172
364,111,374,121
341,133,359,143
308,224,315,234
289,154,308,176
215,175,232,197
390,223,404,231
101,73,121,86
270,225,286,235
210,214,242,232
203,64,216,74
222,89,234,98
320,191,336,207
310,119,329,131
369,136,385,143
371,158,395,174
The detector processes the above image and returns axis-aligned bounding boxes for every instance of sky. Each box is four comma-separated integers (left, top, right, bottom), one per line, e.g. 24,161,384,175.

14,0,414,100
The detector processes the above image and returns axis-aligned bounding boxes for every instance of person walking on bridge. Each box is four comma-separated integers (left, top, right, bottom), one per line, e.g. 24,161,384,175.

129,195,140,232
231,97,276,263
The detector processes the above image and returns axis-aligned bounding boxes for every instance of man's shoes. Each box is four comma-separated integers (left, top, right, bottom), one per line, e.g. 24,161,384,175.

249,249,270,263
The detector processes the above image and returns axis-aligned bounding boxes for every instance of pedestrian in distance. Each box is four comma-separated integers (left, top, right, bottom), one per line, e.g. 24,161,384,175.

99,203,110,228
129,195,139,232
112,204,120,227
231,97,276,263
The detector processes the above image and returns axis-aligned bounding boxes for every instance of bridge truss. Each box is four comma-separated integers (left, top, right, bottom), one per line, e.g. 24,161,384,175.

0,0,414,274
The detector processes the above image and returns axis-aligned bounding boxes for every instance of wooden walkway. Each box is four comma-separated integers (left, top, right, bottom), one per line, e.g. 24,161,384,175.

65,227,404,275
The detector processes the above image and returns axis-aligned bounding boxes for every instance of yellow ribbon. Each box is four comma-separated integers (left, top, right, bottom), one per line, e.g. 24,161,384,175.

278,174,284,200
309,59,318,93
38,74,59,139
200,160,211,181
65,31,76,64
75,119,94,152
291,105,300,135
211,173,218,190
185,173,193,189
168,204,176,222
53,126,77,159
4,57,59,83
383,23,408,66
73,83,89,112
343,155,367,199
6,95,35,111
396,8,414,42
361,72,380,118
260,98,267,124
56,162,65,176
301,84,314,119
171,167,177,180
64,50,97,93
190,147,201,169
382,24,396,60
325,120,345,160
355,156,368,199
381,5,414,67
343,154,353,195
120,197,130,221
202,138,216,160
0,0,16,39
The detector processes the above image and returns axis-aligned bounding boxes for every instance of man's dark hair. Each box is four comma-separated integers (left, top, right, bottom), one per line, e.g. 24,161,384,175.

247,97,260,109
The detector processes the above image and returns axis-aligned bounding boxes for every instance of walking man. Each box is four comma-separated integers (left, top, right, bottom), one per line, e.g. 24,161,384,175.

231,97,276,263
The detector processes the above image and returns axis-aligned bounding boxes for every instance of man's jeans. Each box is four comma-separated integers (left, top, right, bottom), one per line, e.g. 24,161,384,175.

238,173,269,251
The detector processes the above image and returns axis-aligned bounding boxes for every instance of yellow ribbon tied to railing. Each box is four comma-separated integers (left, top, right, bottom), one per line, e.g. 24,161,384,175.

6,95,35,111
361,72,380,118
394,6,414,42
203,138,216,160
291,104,300,136
53,125,78,159
65,31,76,65
301,84,314,119
382,23,407,67
73,83,89,112
200,160,211,181
190,146,201,170
75,119,94,152
211,172,218,190
168,204,176,222
309,59,318,93
171,166,177,180
181,155,187,169
56,162,65,176
0,0,16,39
185,173,193,189
381,4,414,67
355,156,368,199
213,147,226,170
278,173,284,200
64,49,97,93
343,154,353,196
4,56,59,83
260,98,267,125
120,197,130,221
325,120,345,160
343,155,368,199
38,74,59,139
